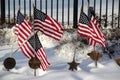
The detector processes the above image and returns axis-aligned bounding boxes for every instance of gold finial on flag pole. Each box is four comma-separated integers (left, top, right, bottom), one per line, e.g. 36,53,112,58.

88,0,90,7
87,0,90,15
81,6,83,13
33,3,35,8
79,6,83,19
18,4,21,11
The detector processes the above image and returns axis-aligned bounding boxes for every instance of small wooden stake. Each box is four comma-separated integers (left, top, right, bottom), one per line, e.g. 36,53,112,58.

34,69,36,76
95,60,97,67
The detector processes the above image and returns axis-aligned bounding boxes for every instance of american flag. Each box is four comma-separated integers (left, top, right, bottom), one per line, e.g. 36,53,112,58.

28,33,50,71
34,7,63,41
88,7,106,47
15,11,34,58
78,11,105,47
15,11,49,71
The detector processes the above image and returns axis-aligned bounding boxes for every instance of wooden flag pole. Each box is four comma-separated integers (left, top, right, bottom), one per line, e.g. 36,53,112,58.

87,0,91,17
87,0,89,17
10,35,16,57
9,4,21,57
3,5,21,71
32,4,36,56
32,3,35,53
18,4,20,11
88,0,90,12
34,68,36,76
95,59,97,67
33,4,36,77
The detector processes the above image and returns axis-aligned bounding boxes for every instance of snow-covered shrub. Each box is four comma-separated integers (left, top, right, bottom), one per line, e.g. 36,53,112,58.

60,29,77,43
55,29,93,62
103,28,120,40
0,29,6,46
0,27,17,46
111,28,120,40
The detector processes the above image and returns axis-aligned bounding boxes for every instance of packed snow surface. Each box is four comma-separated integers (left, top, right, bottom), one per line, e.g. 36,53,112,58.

0,28,120,80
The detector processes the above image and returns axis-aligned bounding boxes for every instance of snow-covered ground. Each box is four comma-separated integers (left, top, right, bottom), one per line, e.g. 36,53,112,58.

0,28,120,80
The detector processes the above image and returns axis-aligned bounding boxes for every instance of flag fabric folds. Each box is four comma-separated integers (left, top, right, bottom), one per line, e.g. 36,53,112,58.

15,11,49,71
15,11,33,58
88,7,106,47
34,7,63,41
28,33,50,71
78,10,105,47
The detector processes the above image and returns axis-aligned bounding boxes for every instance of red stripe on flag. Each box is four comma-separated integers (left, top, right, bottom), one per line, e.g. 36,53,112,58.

34,9,63,41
